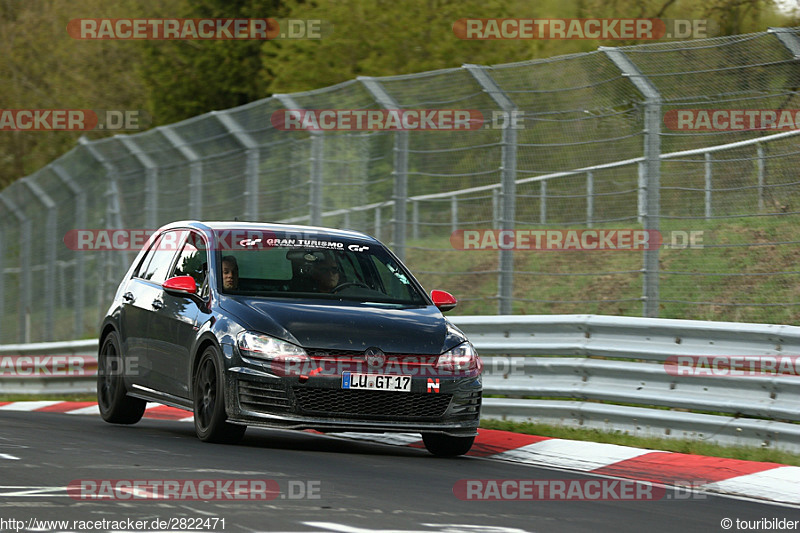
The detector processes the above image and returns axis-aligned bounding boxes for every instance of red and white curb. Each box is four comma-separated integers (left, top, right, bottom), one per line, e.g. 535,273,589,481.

3,401,798,506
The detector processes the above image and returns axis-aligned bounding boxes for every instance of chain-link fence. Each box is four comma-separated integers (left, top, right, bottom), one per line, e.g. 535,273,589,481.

3,27,800,343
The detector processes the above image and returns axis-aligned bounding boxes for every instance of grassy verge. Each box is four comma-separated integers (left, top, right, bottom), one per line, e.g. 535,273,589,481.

405,216,800,324
480,418,800,467
0,394,96,402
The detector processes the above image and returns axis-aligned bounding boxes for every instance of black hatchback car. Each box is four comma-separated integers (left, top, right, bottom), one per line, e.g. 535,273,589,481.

98,221,482,456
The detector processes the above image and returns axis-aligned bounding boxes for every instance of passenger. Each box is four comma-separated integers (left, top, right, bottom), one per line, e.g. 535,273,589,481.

221,255,239,290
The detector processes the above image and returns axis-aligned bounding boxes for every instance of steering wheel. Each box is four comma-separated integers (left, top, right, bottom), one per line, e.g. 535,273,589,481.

331,281,371,293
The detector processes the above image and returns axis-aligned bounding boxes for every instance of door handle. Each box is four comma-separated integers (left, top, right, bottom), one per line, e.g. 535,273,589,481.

123,292,135,303
152,299,164,310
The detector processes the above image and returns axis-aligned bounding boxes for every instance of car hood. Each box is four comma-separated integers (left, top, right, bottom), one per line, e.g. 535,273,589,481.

220,296,464,355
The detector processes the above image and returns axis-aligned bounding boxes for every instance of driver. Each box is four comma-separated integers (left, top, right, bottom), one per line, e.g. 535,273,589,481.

311,257,340,293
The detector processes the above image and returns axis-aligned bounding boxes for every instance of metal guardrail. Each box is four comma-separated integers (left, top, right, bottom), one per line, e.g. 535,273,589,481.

451,315,800,452
1,316,799,451
0,340,97,395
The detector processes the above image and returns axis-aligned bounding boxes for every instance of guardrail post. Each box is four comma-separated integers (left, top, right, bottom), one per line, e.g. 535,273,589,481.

275,94,323,226
465,64,519,314
22,179,56,342
603,48,663,318
0,195,30,343
359,77,408,259
705,152,713,219
159,127,203,220
117,136,159,229
51,163,86,339
213,111,261,221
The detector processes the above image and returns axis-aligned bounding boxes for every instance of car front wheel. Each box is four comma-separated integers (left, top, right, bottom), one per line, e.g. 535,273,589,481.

193,346,246,444
421,433,475,457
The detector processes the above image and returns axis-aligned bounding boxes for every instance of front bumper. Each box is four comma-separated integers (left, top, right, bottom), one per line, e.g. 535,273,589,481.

225,366,482,437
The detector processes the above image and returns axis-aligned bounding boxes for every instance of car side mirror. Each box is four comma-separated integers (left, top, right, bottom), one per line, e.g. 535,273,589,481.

431,290,457,312
163,275,198,295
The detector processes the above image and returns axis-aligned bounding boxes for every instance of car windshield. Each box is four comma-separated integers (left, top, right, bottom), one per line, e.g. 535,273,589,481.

213,232,428,306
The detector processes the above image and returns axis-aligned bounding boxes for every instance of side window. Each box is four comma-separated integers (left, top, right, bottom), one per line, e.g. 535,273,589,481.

132,239,158,279
172,232,207,287
139,231,183,283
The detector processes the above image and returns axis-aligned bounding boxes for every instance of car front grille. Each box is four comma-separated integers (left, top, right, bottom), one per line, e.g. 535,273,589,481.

292,387,452,420
238,379,291,413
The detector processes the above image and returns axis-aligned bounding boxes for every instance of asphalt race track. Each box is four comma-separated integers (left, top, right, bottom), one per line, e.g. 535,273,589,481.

1,410,799,533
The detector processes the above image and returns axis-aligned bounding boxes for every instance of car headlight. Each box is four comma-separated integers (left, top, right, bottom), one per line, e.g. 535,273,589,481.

436,341,480,372
237,331,308,362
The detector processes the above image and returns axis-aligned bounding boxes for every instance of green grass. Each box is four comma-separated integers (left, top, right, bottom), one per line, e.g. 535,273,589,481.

480,419,800,466
405,216,800,323
0,394,96,402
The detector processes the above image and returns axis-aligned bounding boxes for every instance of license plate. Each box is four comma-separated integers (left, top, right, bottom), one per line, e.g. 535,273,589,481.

342,372,411,392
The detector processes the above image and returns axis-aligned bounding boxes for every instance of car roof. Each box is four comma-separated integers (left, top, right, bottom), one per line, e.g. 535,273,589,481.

159,220,378,243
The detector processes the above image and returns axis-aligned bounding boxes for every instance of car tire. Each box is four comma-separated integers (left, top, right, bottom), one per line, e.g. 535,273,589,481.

421,433,475,457
97,331,146,424
193,346,246,444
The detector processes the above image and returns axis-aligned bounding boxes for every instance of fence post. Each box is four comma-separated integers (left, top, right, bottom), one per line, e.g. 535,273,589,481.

359,77,408,260
374,206,381,240
79,137,128,321
586,171,594,228
214,111,261,221
637,161,645,224
0,195,30,343
412,200,419,239
603,48,663,318
0,224,4,341
705,152,713,220
275,94,323,226
451,197,458,233
118,136,159,229
159,126,203,220
757,144,765,212
540,181,547,224
492,189,499,230
51,163,86,339
22,179,56,342
465,64,518,315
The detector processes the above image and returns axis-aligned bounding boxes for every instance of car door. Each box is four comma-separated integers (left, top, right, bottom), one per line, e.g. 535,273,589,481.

124,229,186,394
118,232,174,389
148,231,208,399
